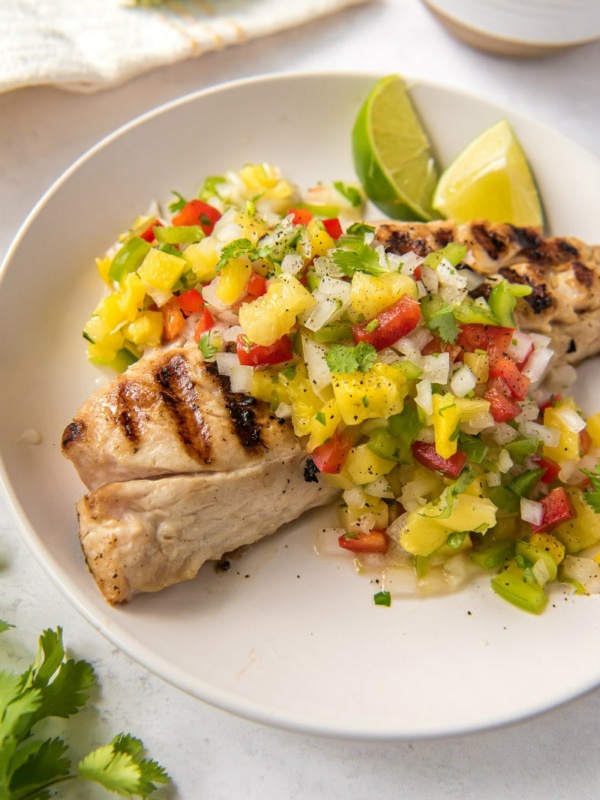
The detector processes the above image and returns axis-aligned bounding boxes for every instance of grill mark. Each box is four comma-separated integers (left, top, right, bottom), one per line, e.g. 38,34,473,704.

379,226,433,258
432,226,454,249
471,223,508,261
116,382,141,445
62,420,86,449
499,267,554,314
572,260,593,289
206,362,264,452
155,353,212,463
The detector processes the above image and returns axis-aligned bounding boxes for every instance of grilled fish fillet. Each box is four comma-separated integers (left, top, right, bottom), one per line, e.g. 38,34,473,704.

375,220,600,365
62,344,337,603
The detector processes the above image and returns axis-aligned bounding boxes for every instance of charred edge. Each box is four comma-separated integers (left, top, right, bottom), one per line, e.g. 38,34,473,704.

510,227,581,266
116,381,141,445
304,458,319,483
62,420,86,448
155,353,212,463
205,362,264,452
471,223,509,261
378,226,434,258
572,260,594,289
432,226,455,249
499,267,554,314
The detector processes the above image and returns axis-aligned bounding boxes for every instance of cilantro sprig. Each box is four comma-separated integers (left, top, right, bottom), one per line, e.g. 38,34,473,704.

0,625,170,798
331,241,385,278
325,342,377,374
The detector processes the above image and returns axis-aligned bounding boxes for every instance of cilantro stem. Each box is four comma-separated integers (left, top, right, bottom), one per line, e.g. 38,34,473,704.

20,774,78,800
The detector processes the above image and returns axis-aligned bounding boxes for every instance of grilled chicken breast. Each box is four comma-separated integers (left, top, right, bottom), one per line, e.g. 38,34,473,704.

62,344,337,603
375,220,600,365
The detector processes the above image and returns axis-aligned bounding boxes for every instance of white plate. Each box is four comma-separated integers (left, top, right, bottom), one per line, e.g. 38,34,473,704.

422,0,600,56
1,72,600,739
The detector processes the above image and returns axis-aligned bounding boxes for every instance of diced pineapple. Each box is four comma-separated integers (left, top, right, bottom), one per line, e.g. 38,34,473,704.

137,248,186,293
306,219,335,257
307,398,342,451
183,238,220,283
332,363,407,426
338,497,389,530
238,273,315,346
543,398,582,463
348,272,418,323
432,392,460,459
585,412,600,448
400,493,497,556
235,211,268,242
279,363,322,437
529,532,566,565
553,487,600,554
117,272,147,322
463,352,489,383
250,369,279,404
345,444,395,485
96,256,112,285
87,341,123,366
216,258,251,304
455,397,491,421
92,294,128,334
124,311,163,347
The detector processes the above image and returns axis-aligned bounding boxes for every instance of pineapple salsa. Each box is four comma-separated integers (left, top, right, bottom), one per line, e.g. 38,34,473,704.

83,163,600,614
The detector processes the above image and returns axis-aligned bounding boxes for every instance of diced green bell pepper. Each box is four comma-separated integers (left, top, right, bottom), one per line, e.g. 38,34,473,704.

491,560,548,614
470,538,515,570
314,320,353,343
108,237,151,282
154,225,205,245
506,437,540,465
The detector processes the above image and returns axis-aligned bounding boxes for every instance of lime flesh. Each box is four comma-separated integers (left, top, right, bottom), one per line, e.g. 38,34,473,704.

352,75,439,221
432,119,544,227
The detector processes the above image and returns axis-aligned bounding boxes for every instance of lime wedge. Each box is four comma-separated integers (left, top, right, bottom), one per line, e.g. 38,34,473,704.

432,119,544,227
352,75,439,221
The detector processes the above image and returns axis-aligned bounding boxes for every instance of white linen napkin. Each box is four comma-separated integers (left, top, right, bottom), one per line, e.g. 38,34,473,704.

0,0,370,94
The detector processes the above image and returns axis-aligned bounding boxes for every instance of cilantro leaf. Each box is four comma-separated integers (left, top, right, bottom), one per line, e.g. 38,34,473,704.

0,625,170,799
373,591,391,607
0,621,15,633
167,191,188,214
198,174,225,202
428,310,459,344
421,468,475,520
582,466,600,512
198,332,218,360
325,342,377,374
331,242,384,277
333,181,363,207
216,238,258,271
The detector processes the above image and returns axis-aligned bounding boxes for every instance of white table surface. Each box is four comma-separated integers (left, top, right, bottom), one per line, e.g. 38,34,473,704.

2,1,600,797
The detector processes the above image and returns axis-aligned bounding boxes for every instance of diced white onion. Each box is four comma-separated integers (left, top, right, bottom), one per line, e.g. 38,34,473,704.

437,259,467,288
416,425,435,443
422,353,450,385
532,558,552,587
363,477,394,499
416,280,428,298
497,448,513,473
518,420,560,447
386,253,404,272
450,364,477,398
391,337,423,365
202,278,231,311
303,296,341,332
281,253,304,275
486,471,502,487
460,412,495,434
492,423,519,445
382,567,420,597
420,265,439,294
313,256,340,278
559,459,580,482
301,335,332,397
407,326,433,351
544,364,578,393
554,405,586,434
462,268,485,291
274,401,293,419
520,497,544,526
221,325,244,344
562,556,600,594
215,351,240,377
530,333,552,350
507,330,534,365
347,513,377,534
522,347,554,384
229,365,254,394
399,251,424,277
415,379,433,416
516,400,539,423
343,486,367,508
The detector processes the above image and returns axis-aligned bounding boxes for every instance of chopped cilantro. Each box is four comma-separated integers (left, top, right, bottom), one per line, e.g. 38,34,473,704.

198,332,218,360
331,242,384,277
365,319,380,333
582,466,600,512
167,190,188,214
325,342,377,374
216,238,258,271
421,295,459,343
198,174,225,201
315,411,327,425
446,531,467,549
333,181,363,207
280,365,297,380
345,222,375,236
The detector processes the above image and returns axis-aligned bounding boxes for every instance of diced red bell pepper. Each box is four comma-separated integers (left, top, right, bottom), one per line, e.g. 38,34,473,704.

579,428,592,456
322,217,343,239
288,208,313,226
194,308,215,341
530,486,576,533
489,356,530,400
162,299,186,342
176,288,204,316
236,334,294,367
139,218,163,242
172,200,222,235
245,272,268,298
457,324,515,359
421,334,463,362
538,457,560,484
311,430,353,474
338,530,389,554
411,441,467,479
352,294,421,351
484,377,522,422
